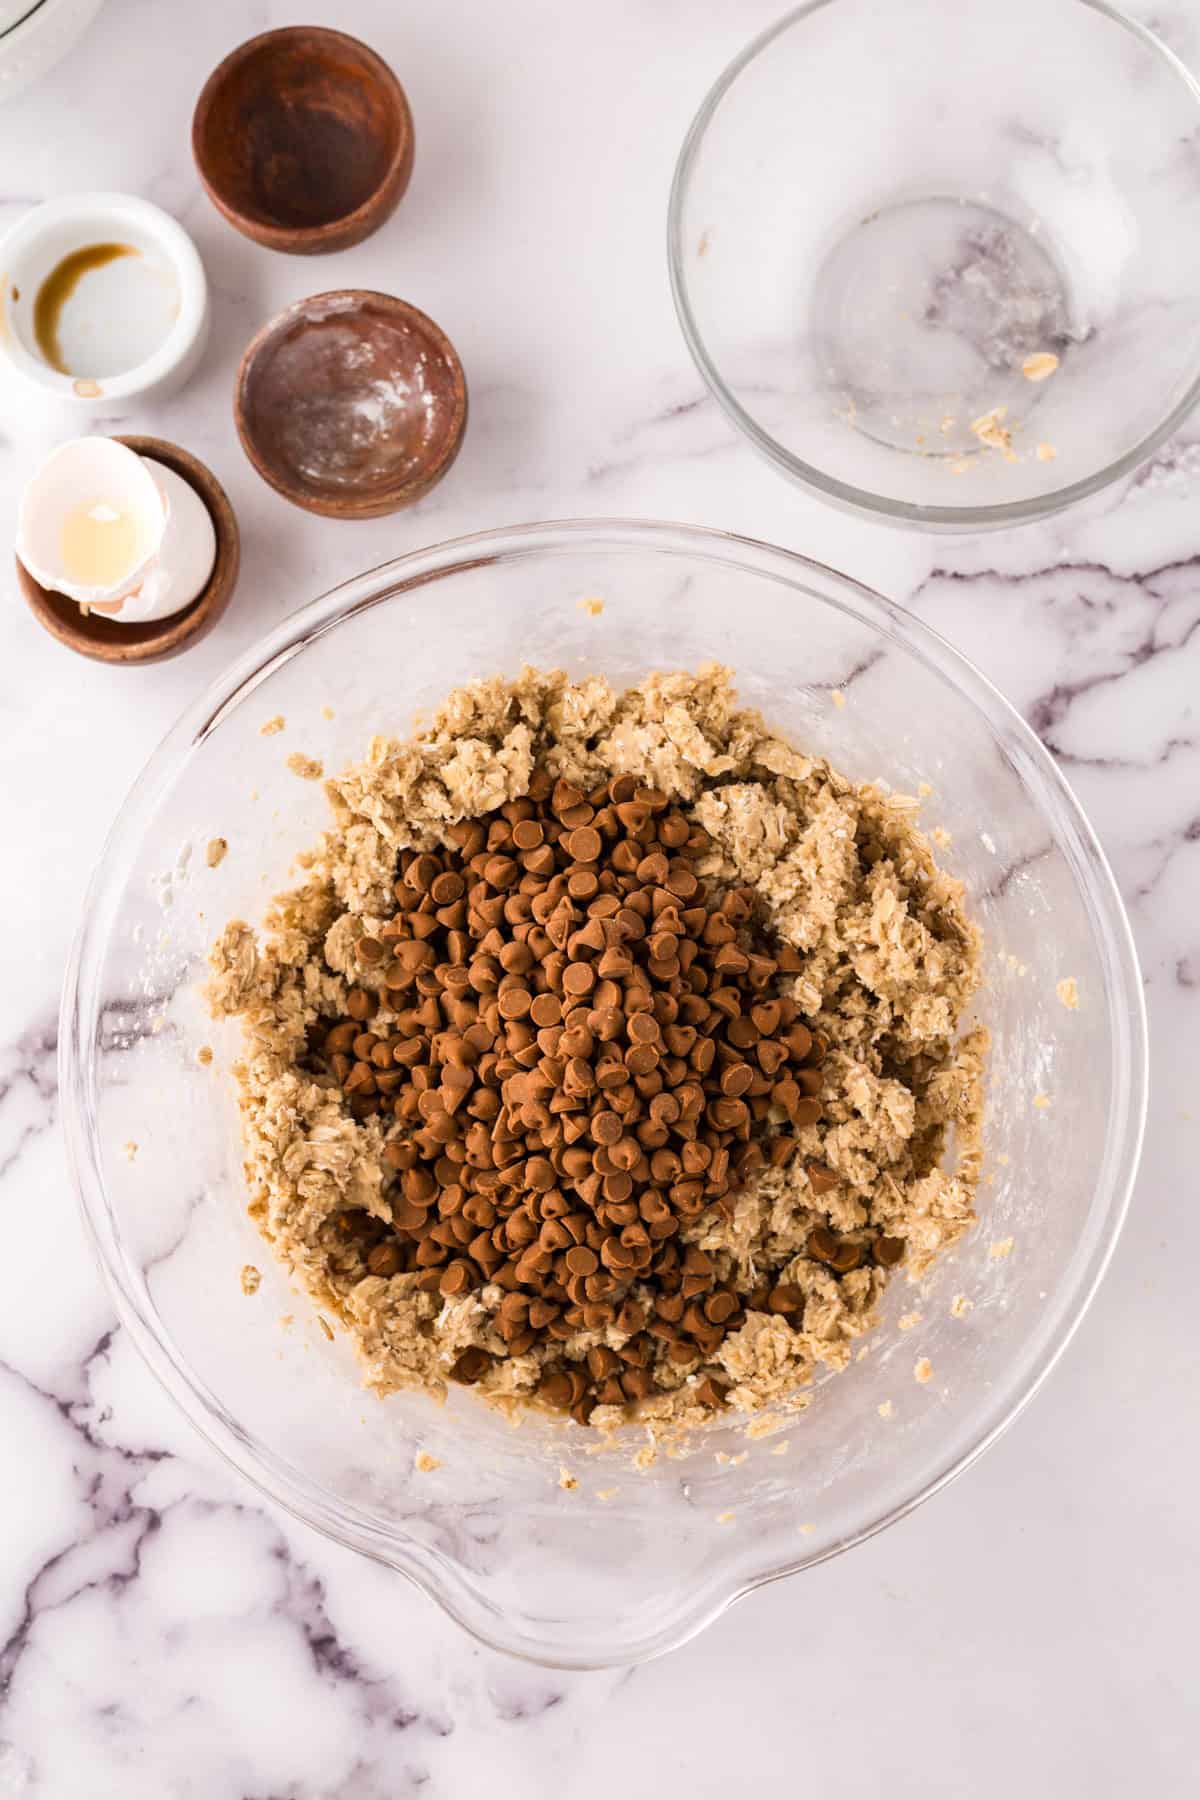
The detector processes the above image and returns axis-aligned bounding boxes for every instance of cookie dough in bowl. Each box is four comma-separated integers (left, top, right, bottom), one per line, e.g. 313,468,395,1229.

63,522,1145,1667
208,665,987,1435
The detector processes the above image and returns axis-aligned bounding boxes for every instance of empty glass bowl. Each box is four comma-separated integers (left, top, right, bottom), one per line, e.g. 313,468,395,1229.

669,0,1200,528
61,522,1146,1666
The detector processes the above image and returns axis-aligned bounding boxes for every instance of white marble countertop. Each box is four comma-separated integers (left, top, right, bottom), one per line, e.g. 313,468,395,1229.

1,0,1197,1793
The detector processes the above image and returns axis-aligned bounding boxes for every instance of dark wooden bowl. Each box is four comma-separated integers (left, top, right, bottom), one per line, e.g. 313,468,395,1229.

192,27,414,255
235,290,468,519
16,436,240,666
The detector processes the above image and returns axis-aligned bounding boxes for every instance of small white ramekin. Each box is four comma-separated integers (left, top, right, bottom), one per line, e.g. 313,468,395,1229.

0,192,209,412
0,0,106,107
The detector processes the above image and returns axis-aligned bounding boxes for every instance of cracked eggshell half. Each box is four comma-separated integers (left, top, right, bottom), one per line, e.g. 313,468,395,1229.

16,435,216,623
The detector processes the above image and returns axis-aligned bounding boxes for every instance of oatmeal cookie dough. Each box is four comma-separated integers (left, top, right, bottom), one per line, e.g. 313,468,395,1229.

209,666,985,1430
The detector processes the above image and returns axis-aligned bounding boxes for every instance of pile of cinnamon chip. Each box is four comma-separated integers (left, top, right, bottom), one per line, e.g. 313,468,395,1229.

313,769,899,1424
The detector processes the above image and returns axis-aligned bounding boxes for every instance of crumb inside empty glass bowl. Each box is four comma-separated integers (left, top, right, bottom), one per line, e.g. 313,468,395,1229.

670,0,1200,526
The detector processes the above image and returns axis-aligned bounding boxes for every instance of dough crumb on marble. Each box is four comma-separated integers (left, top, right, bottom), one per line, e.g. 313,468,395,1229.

988,1237,1015,1260
121,1140,137,1162
286,752,324,781
1056,976,1080,1011
197,1044,214,1066
950,1293,973,1318
913,1357,933,1384
206,837,228,868
878,1399,893,1418
414,1449,442,1473
207,664,986,1433
260,716,286,737
241,1264,261,1295
558,1467,579,1491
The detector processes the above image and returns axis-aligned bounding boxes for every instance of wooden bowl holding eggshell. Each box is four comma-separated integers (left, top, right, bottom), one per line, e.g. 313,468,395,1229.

16,436,240,665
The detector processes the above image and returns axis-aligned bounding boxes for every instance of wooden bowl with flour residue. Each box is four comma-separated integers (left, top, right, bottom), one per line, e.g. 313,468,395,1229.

234,291,468,519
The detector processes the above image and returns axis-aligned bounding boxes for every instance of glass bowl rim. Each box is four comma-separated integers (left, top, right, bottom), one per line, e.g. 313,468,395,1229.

60,517,1148,1666
667,0,1200,531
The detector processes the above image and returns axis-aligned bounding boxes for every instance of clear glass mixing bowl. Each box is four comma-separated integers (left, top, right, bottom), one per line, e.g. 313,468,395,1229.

61,521,1147,1667
669,0,1200,529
